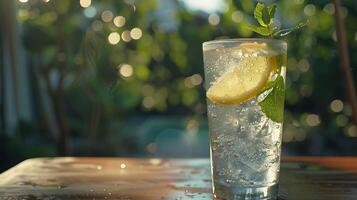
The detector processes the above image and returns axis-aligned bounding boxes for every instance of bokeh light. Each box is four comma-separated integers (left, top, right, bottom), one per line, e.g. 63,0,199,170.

143,96,155,109
18,0,28,3
118,64,133,78
84,7,96,18
113,16,126,27
121,30,132,42
231,10,244,23
130,28,142,40
294,0,304,5
346,125,357,137
323,3,334,15
108,32,120,45
336,114,348,127
184,74,203,88
101,10,113,22
80,0,91,8
191,74,203,86
306,114,321,127
330,99,344,112
304,4,316,16
294,130,307,141
208,14,220,26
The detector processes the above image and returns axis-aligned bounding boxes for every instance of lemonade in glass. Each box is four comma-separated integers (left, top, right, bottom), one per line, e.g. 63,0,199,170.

203,39,287,199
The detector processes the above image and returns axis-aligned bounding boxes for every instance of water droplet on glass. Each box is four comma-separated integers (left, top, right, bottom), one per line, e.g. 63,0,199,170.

225,179,234,184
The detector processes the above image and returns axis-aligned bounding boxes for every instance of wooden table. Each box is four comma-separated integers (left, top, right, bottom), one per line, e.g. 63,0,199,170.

0,157,357,199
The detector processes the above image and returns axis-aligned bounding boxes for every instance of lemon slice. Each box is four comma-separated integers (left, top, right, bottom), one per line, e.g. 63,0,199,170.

239,42,268,52
207,45,271,105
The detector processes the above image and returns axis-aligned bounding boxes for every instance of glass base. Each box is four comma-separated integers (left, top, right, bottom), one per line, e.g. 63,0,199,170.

213,183,278,200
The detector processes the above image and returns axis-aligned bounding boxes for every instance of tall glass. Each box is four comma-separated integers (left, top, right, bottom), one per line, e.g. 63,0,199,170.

202,39,287,199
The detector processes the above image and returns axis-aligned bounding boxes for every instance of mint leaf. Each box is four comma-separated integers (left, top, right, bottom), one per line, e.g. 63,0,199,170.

247,24,274,36
275,55,286,74
262,7,270,25
260,78,276,92
254,3,269,27
267,4,277,24
259,76,285,123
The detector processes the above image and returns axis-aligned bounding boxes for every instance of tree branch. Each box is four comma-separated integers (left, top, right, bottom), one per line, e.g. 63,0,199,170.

332,0,357,126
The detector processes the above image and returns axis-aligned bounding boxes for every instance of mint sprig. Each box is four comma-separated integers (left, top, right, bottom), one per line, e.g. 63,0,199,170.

259,76,285,123
248,2,307,38
254,3,275,27
244,2,306,122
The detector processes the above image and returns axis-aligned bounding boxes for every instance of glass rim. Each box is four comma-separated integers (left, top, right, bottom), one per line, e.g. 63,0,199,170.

203,38,287,49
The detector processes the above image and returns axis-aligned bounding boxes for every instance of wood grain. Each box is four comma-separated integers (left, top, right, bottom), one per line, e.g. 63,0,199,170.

0,157,357,199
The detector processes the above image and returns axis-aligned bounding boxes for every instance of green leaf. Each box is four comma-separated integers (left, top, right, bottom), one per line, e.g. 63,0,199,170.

247,24,273,36
267,4,277,24
260,79,275,92
262,7,270,25
254,3,269,27
259,76,285,123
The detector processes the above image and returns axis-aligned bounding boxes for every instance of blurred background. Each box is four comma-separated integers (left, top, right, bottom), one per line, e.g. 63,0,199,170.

0,0,356,172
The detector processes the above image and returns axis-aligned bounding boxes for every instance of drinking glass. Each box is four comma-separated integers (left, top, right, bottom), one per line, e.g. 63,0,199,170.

202,39,287,200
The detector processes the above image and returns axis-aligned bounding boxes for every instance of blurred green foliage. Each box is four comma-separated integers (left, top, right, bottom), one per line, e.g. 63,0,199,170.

2,0,357,170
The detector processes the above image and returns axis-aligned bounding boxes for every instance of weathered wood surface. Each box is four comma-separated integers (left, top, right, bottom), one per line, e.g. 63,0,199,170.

0,157,357,199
